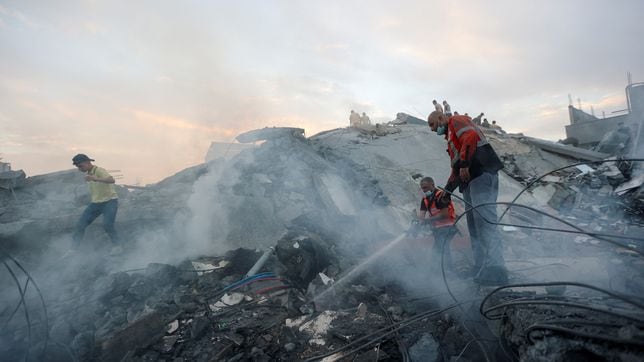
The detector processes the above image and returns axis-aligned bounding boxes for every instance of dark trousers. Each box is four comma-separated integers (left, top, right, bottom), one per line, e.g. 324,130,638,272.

73,199,121,247
462,172,505,271
431,226,457,268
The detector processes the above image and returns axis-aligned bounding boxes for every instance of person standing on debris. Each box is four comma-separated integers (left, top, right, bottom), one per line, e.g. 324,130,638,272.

415,177,457,268
443,100,452,116
71,154,123,254
360,112,371,126
491,120,501,130
349,110,361,127
472,112,484,126
427,111,507,284
433,100,444,113
482,118,491,128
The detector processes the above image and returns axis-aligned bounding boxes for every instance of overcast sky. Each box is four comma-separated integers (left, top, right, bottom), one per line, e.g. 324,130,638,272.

1,0,643,184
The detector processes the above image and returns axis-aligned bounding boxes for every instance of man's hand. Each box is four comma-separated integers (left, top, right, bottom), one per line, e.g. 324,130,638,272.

459,167,471,183
85,175,98,182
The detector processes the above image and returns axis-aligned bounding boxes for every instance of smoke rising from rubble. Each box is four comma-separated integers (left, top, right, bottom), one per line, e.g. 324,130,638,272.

3,125,644,360
184,161,242,257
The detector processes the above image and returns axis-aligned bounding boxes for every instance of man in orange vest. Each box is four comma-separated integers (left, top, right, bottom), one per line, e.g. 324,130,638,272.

417,177,457,269
427,111,508,285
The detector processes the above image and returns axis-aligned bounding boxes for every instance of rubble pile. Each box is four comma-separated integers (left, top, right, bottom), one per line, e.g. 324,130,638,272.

485,283,644,360
1,235,484,361
2,123,644,361
528,159,644,226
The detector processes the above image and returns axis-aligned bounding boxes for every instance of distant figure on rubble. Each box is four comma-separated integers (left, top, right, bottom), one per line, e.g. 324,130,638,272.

472,112,484,126
443,100,452,116
360,112,371,126
433,99,444,113
491,120,502,130
71,154,123,254
427,111,507,285
412,177,457,269
482,118,491,128
349,110,361,127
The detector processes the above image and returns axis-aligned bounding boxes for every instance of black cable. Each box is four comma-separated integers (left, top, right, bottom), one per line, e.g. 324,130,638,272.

437,229,492,362
436,196,644,309
3,277,30,326
508,263,570,272
482,300,644,324
525,323,644,347
454,338,499,361
304,303,467,361
378,302,410,362
4,261,31,362
537,318,631,329
438,188,644,255
480,281,644,313
1,250,49,359
498,158,644,222
313,305,461,361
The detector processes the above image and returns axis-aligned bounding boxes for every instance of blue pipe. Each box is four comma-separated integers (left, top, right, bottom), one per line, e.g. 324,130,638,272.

223,272,276,291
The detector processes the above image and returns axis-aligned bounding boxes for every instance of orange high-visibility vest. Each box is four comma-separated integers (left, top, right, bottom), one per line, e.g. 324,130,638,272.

422,190,456,229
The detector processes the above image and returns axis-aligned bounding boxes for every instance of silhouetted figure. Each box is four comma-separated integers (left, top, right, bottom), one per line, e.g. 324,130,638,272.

472,112,484,126
349,110,360,127
360,112,371,126
433,99,444,113
443,100,452,116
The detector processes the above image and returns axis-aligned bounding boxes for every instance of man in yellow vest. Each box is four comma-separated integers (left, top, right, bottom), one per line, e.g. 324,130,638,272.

71,154,122,253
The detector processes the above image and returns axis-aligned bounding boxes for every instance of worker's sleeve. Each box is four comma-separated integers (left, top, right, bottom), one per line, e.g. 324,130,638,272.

457,130,479,168
445,171,459,192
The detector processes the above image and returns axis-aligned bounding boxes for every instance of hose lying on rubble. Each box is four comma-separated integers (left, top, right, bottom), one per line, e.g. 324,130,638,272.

1,249,49,361
480,281,644,313
498,158,644,222
480,282,644,349
438,192,644,256
524,322,644,347
304,301,472,361
431,165,644,356
435,195,644,314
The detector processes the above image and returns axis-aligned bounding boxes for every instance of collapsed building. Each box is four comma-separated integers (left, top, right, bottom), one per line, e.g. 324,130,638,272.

565,79,644,156
1,119,643,361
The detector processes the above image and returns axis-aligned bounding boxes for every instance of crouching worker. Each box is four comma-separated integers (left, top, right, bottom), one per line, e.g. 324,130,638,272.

71,154,123,254
417,177,457,270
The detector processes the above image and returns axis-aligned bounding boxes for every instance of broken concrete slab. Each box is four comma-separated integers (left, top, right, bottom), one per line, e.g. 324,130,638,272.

98,311,171,361
236,127,305,143
0,169,26,190
524,137,610,161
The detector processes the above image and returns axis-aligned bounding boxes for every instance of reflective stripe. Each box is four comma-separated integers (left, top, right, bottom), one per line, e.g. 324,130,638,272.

450,116,491,163
455,126,475,137
428,190,456,228
448,141,459,165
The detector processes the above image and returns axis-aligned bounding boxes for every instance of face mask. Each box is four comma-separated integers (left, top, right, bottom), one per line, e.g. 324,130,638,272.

436,125,447,135
425,190,434,198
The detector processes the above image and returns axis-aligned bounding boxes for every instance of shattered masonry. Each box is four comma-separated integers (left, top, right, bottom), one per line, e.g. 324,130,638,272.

1,121,643,361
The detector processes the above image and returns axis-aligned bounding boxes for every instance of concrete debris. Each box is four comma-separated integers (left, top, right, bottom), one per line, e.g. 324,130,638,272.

524,136,610,161
0,169,26,190
408,333,439,362
1,122,643,361
235,127,305,143
166,320,179,334
391,112,427,125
